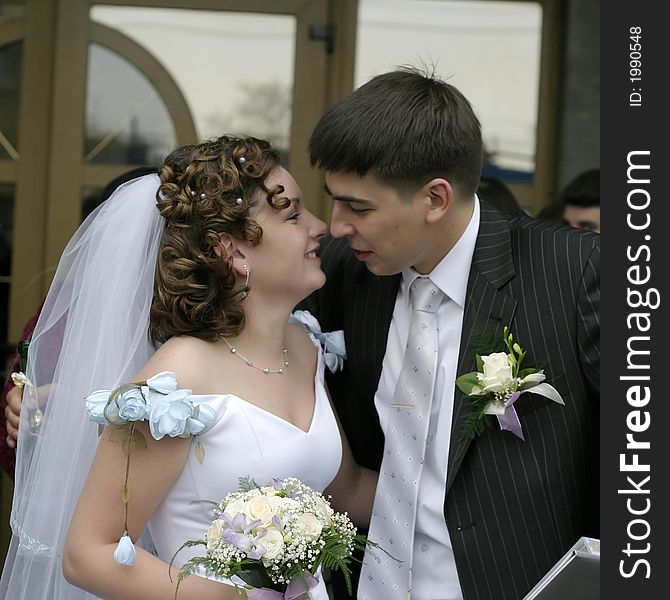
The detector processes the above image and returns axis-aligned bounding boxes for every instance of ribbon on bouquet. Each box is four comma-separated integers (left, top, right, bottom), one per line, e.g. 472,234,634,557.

484,383,565,441
245,571,319,600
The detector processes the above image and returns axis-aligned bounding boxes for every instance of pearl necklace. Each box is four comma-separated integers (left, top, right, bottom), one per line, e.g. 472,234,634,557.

221,337,288,375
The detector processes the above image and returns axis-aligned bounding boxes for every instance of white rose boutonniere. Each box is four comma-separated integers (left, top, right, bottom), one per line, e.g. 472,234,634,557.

456,327,564,449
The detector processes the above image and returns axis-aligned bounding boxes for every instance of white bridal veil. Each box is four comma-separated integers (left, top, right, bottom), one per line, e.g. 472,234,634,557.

0,174,164,599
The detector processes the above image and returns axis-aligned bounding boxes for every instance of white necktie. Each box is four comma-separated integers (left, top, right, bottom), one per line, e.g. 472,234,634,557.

359,277,445,599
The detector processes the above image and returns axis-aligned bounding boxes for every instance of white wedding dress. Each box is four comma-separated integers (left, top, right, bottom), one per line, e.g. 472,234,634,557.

147,332,342,600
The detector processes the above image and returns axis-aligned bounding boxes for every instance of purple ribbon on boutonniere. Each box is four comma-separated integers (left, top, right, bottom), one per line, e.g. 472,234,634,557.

483,382,565,441
245,571,319,600
485,390,524,440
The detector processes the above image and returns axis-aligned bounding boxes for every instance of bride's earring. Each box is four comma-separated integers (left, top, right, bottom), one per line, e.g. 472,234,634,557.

241,264,250,299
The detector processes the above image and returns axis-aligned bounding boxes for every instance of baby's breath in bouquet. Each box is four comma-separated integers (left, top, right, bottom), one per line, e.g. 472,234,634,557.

173,477,368,599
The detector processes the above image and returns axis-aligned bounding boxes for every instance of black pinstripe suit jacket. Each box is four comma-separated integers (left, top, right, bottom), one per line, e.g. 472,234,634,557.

303,200,600,599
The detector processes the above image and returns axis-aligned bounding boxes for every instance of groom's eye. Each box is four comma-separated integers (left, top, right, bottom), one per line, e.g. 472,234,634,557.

346,202,371,214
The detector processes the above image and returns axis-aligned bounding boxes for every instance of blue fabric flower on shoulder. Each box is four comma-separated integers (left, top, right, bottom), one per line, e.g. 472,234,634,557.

289,310,346,373
85,371,217,438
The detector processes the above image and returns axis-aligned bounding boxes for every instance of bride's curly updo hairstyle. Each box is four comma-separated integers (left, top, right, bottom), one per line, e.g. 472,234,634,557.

149,135,289,346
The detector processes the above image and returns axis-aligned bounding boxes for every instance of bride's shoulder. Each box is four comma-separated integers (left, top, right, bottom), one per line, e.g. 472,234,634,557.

134,335,214,389
287,318,319,361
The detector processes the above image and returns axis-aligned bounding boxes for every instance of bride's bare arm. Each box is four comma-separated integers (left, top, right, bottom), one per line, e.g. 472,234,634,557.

63,350,242,600
62,421,243,600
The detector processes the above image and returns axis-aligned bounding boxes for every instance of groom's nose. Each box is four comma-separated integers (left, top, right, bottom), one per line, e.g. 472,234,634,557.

329,201,354,238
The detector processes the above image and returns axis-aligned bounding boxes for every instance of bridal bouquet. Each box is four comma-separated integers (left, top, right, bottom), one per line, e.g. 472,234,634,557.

174,477,368,598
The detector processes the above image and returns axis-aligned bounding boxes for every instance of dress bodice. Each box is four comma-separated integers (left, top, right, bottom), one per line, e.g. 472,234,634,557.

147,336,342,598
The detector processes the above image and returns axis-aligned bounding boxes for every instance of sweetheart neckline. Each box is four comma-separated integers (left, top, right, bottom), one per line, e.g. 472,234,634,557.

187,350,323,434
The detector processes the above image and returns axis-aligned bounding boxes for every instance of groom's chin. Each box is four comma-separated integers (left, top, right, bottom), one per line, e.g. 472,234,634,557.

365,262,403,277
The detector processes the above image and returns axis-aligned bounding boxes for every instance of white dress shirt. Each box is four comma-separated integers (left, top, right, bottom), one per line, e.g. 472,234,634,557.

372,199,480,600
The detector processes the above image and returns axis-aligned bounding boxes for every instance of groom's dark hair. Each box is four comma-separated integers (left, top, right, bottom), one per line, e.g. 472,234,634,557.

309,66,483,197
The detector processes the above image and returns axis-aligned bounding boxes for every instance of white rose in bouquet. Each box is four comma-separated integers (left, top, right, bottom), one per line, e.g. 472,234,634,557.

295,513,323,541
316,497,334,526
275,496,300,514
223,497,248,519
245,496,280,528
260,528,285,562
206,519,226,550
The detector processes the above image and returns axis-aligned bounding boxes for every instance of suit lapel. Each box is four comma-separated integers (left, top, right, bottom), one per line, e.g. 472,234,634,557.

348,267,400,386
446,202,518,492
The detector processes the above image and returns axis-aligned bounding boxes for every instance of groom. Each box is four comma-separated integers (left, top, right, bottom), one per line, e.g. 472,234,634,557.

304,68,599,599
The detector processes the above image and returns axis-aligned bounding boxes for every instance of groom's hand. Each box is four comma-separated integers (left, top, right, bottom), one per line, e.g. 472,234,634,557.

5,385,23,448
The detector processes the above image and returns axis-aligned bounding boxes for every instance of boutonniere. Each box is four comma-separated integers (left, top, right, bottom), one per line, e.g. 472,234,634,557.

456,327,564,445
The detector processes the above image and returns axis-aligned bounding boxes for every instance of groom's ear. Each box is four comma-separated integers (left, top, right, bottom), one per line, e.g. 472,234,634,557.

423,178,453,224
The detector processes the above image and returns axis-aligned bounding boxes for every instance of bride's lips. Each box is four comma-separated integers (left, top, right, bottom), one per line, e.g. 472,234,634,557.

304,247,321,261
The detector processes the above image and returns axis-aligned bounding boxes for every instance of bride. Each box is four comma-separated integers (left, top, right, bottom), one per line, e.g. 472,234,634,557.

0,136,376,599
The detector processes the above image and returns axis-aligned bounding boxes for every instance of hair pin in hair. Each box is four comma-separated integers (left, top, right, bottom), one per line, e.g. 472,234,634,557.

238,156,247,164
190,190,197,198
235,197,243,206
200,193,207,200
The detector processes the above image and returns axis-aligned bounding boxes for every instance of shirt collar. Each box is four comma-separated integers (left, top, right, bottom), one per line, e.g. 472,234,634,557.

401,196,480,309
